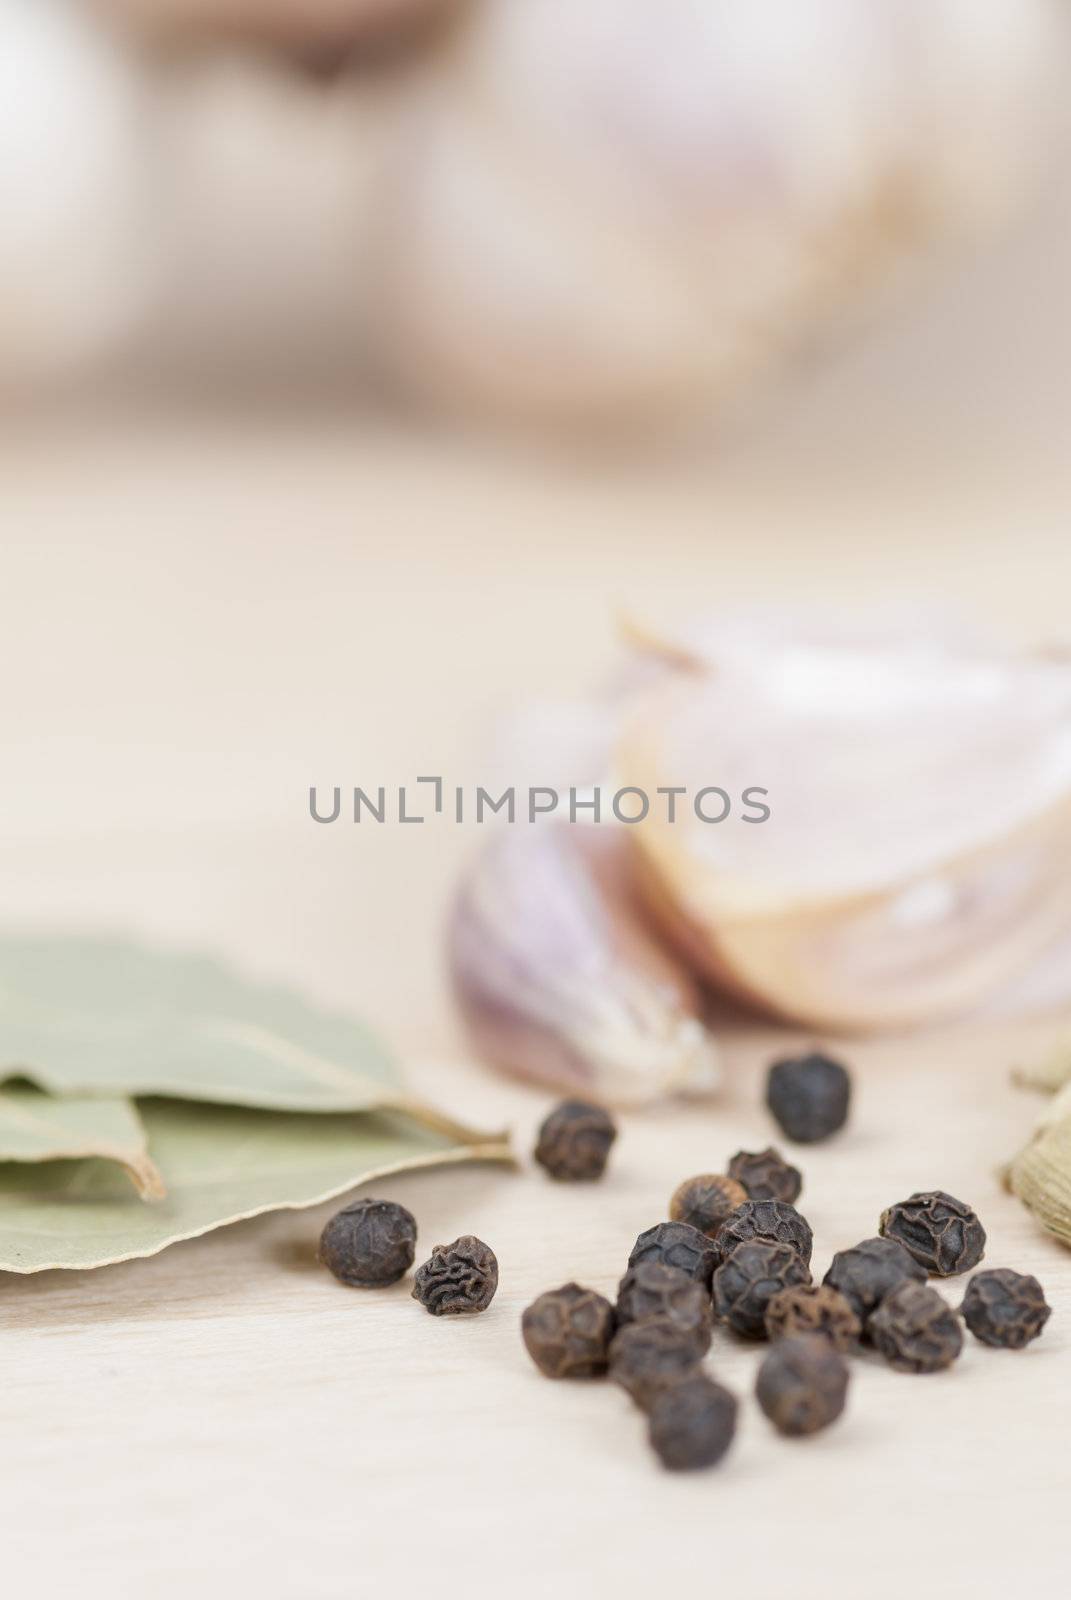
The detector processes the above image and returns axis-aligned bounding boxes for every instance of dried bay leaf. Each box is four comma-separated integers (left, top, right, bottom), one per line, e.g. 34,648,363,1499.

0,934,400,1112
0,1099,512,1273
0,1081,164,1200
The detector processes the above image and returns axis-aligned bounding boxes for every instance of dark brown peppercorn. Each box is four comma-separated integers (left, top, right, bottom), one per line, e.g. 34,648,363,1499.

714,1239,812,1339
756,1335,850,1436
521,1283,616,1378
628,1221,718,1289
868,1281,963,1373
647,1374,738,1471
318,1196,417,1287
716,1199,814,1268
960,1268,1051,1349
609,1316,703,1409
669,1173,748,1238
766,1051,851,1143
615,1262,712,1357
412,1235,498,1316
764,1283,861,1352
879,1190,986,1277
728,1146,803,1205
822,1236,926,1327
533,1099,617,1181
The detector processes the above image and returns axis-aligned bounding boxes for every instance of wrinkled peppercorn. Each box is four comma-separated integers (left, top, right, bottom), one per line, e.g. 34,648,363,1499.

756,1335,850,1436
609,1316,703,1409
628,1221,718,1289
879,1190,986,1277
318,1196,417,1287
412,1235,498,1316
960,1268,1051,1349
766,1051,851,1143
669,1173,748,1238
647,1374,738,1471
716,1199,814,1268
764,1283,861,1352
533,1100,617,1181
822,1236,926,1327
714,1239,811,1338
868,1281,963,1373
728,1146,803,1205
615,1262,712,1357
521,1283,616,1378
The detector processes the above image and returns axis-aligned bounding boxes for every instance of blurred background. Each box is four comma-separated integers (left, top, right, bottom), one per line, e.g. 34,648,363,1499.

2,0,1071,1058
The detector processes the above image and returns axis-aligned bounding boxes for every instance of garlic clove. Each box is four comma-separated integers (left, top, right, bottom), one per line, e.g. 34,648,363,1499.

448,823,721,1106
617,619,1071,1032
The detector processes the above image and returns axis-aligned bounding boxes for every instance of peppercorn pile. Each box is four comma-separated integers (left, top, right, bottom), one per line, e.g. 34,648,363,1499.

313,1049,1054,1475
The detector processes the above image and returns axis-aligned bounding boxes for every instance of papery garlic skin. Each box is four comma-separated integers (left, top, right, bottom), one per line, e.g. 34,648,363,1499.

448,823,720,1106
618,623,1071,1033
364,0,1057,429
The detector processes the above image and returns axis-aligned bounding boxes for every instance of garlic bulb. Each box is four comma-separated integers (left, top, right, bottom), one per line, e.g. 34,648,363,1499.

364,0,1057,430
617,616,1071,1033
0,0,153,388
448,823,721,1106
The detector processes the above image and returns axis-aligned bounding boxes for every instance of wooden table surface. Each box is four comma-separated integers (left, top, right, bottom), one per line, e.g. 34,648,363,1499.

2,376,1070,1597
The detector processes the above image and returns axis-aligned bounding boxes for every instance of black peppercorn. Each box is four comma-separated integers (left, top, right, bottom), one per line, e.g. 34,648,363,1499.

756,1335,850,1436
533,1100,617,1181
822,1236,926,1327
960,1268,1051,1349
714,1239,811,1338
669,1172,748,1238
716,1199,814,1268
412,1235,498,1316
647,1374,738,1471
521,1283,616,1378
728,1146,803,1205
614,1262,712,1357
628,1221,718,1289
868,1281,963,1373
609,1316,703,1409
318,1196,417,1287
764,1283,861,1352
879,1190,986,1277
766,1051,851,1143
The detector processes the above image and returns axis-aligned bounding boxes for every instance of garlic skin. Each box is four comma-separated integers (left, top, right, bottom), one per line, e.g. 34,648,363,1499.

0,1,154,388
364,0,1057,429
618,619,1071,1033
448,823,721,1106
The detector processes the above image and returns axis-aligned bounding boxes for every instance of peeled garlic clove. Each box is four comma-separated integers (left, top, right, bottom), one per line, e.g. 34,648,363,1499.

618,621,1071,1033
448,823,720,1106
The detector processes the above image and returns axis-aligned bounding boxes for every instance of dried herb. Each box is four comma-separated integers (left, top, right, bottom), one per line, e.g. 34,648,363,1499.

609,1316,702,1408
412,1235,499,1315
728,1146,802,1205
320,1196,417,1287
614,1262,712,1356
960,1269,1051,1349
868,1281,963,1373
766,1051,851,1143
647,1375,737,1471
0,1081,164,1199
822,1236,926,1326
628,1221,718,1287
879,1190,986,1277
669,1172,747,1237
714,1239,811,1338
533,1100,617,1181
716,1199,813,1268
764,1283,860,1351
521,1284,616,1377
756,1335,850,1435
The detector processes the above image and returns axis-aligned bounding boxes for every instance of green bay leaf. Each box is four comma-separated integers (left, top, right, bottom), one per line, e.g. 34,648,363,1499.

0,934,398,1112
0,1099,512,1273
0,1081,165,1200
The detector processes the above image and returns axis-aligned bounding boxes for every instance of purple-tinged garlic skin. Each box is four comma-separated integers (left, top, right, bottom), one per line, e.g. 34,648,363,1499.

448,823,720,1106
